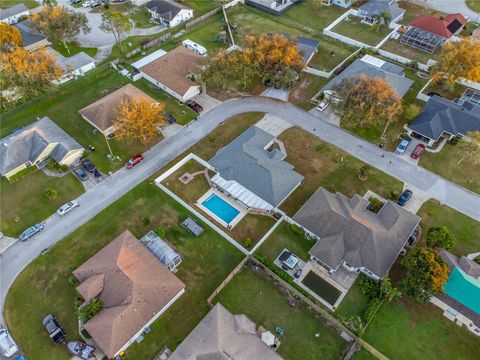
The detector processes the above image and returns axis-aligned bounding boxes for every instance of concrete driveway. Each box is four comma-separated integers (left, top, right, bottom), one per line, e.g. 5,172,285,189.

309,106,340,126
401,183,431,214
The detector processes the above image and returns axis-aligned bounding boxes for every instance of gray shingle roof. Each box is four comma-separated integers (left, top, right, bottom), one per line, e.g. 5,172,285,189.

407,95,480,141
52,49,95,72
359,0,404,20
145,0,188,21
293,187,420,278
322,57,413,97
209,126,304,207
0,117,83,175
169,303,283,360
0,3,28,20
13,20,47,47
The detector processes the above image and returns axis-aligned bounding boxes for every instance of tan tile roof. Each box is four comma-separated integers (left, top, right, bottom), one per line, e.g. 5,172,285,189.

73,230,185,358
79,84,157,131
140,46,202,97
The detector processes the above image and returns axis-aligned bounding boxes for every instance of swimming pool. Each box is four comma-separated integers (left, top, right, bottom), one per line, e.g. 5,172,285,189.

201,194,240,224
301,271,342,306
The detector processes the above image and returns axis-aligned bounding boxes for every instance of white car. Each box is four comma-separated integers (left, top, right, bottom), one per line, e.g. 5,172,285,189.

316,100,329,112
82,1,92,7
0,328,18,358
57,200,79,216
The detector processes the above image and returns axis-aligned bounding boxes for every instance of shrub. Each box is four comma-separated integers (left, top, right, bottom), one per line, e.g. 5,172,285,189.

143,216,151,226
474,255,480,265
79,298,103,323
103,3,109,9
81,329,91,339
362,297,383,323
68,274,79,286
358,274,382,299
154,228,166,238
290,223,304,236
449,136,460,145
359,165,369,179
43,188,58,200
426,226,456,250
389,190,400,201
243,237,252,248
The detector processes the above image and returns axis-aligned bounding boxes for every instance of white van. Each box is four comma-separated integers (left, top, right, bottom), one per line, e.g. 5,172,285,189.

182,39,207,56
0,329,18,358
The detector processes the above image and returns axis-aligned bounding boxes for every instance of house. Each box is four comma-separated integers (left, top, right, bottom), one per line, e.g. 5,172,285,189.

293,187,420,280
137,46,202,102
144,0,193,28
169,303,283,360
405,95,480,147
322,0,354,9
0,117,84,179
356,0,404,25
431,249,480,336
209,126,304,212
322,55,414,99
73,230,185,359
246,0,299,15
79,84,158,136
282,34,320,65
48,48,95,84
0,3,29,24
13,20,49,51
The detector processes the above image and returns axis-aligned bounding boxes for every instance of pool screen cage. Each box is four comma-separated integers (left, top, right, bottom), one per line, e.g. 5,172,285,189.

400,28,444,54
140,231,182,271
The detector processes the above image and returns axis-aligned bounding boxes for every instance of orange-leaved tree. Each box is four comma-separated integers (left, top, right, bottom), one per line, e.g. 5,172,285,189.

0,47,62,98
0,23,22,52
431,38,480,85
114,97,166,143
332,74,403,129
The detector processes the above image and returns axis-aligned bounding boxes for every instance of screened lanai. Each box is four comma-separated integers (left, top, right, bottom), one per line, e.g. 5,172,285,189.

400,28,444,54
140,231,182,271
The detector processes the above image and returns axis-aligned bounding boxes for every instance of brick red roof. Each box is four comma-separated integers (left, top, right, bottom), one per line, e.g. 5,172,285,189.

410,13,466,38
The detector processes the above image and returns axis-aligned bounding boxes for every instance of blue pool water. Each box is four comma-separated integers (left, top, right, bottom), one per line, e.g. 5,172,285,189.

202,194,240,224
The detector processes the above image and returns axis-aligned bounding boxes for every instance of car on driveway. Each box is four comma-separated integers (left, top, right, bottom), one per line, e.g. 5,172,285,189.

0,328,18,358
126,154,144,169
397,190,413,206
19,223,44,241
82,159,96,173
57,201,79,216
186,100,203,113
43,314,66,344
410,144,426,159
316,101,329,112
75,168,88,181
395,136,412,154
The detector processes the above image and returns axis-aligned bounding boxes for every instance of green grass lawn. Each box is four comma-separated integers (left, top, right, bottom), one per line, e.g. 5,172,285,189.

5,181,245,360
214,267,348,360
335,279,370,323
129,7,155,29
51,42,97,58
278,127,403,215
284,1,346,33
352,348,377,360
398,1,447,26
332,17,391,46
380,39,437,65
0,171,84,237
0,0,38,9
423,81,470,100
417,199,480,257
467,0,480,12
179,12,229,52
419,142,480,195
362,297,480,360
183,0,221,15
288,72,329,110
255,221,316,262
309,37,356,72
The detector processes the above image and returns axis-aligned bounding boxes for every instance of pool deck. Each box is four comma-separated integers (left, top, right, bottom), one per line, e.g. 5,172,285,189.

196,188,247,229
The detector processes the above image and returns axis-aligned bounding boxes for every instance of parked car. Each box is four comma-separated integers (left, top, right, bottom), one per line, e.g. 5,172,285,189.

75,168,88,181
165,112,176,124
316,100,329,112
94,169,102,178
90,1,101,8
57,200,79,216
395,136,412,154
82,1,92,7
397,189,413,206
0,328,18,358
186,100,203,113
43,314,66,344
82,159,96,173
410,144,426,159
19,223,44,241
71,0,82,4
126,154,144,169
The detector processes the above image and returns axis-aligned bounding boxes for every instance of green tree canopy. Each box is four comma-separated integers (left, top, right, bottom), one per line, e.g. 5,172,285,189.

426,226,456,250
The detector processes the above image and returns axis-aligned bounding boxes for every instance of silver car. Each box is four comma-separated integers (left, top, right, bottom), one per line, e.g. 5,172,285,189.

0,328,18,358
57,200,79,216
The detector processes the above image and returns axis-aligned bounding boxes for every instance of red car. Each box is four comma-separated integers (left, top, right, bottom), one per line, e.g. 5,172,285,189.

186,100,203,114
126,154,144,169
410,144,425,159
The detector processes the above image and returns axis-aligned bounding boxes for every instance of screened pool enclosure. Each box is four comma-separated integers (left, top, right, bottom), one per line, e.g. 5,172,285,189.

140,231,182,271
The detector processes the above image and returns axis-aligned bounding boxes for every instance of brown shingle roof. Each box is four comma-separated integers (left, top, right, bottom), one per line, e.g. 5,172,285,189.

78,84,157,131
139,46,201,97
73,230,185,358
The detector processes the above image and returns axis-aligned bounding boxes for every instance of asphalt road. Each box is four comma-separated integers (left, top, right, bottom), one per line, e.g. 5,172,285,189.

1,96,479,341
412,0,480,19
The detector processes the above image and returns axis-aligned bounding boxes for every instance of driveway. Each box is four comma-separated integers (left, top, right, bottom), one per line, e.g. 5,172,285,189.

412,0,480,19
1,96,479,333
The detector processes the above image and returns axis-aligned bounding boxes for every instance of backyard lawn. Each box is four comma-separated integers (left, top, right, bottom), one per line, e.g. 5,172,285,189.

0,171,84,237
278,127,403,215
398,1,447,25
309,37,356,72
335,279,370,325
362,297,480,360
284,1,346,33
380,39,437,65
214,267,348,360
419,142,480,195
417,199,480,257
129,7,155,29
4,181,245,360
0,0,38,8
51,42,97,58
332,17,391,46
288,73,329,110
182,0,220,15
352,348,377,360
423,81,470,100
467,0,480,12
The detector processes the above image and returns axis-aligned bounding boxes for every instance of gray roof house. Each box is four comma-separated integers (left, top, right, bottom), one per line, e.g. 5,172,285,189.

0,117,84,178
48,48,96,84
322,55,414,98
144,0,193,28
209,126,304,211
13,20,49,50
0,3,29,24
281,34,320,65
357,0,405,25
169,303,283,360
406,95,480,146
293,187,420,279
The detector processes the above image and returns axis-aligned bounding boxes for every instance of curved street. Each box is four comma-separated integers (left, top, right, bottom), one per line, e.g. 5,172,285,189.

1,96,479,330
